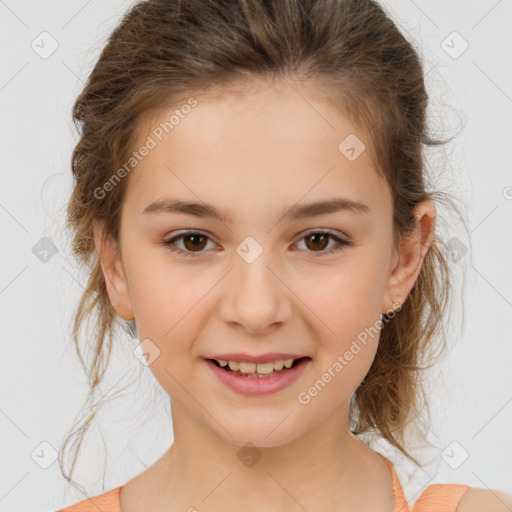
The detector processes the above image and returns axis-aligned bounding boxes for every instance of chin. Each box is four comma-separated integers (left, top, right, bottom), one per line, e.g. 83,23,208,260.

212,417,306,449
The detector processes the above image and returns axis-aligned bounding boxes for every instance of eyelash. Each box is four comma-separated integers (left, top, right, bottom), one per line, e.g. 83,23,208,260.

161,230,352,258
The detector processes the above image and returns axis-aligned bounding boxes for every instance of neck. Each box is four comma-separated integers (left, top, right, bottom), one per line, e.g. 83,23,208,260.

143,400,394,512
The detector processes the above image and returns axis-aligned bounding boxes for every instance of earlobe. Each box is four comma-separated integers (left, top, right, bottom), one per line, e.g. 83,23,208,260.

92,219,135,321
381,200,436,315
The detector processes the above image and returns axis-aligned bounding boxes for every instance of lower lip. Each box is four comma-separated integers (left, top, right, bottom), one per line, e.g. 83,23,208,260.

205,358,311,396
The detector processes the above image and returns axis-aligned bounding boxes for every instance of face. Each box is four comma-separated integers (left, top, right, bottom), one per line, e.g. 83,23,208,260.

95,78,433,448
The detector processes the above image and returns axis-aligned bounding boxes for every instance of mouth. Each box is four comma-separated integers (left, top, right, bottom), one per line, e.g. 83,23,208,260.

205,355,312,396
207,356,310,379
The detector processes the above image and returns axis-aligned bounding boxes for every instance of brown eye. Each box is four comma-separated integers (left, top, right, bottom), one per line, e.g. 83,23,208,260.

304,233,330,251
182,233,208,252
295,231,351,256
162,231,216,257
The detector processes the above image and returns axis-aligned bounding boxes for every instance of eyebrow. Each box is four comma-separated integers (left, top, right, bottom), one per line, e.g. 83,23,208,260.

142,197,370,223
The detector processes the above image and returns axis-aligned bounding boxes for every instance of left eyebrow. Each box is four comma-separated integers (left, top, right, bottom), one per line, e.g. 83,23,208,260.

142,197,370,223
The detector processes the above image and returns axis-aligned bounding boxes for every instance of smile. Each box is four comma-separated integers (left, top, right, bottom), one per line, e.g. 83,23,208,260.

211,357,305,377
205,357,311,395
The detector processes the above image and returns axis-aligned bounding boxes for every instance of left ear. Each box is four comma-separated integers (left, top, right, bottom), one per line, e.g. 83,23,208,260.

382,199,436,314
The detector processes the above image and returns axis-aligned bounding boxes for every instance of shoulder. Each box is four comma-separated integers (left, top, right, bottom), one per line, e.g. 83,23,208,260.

55,486,122,512
456,487,512,512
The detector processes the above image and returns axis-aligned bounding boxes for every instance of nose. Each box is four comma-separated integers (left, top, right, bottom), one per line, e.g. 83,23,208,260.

218,248,292,335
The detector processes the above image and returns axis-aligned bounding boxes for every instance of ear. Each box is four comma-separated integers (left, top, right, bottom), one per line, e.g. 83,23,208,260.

382,199,436,315
92,218,134,321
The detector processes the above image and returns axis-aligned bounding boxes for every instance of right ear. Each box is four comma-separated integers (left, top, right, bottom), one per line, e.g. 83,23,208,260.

92,218,134,321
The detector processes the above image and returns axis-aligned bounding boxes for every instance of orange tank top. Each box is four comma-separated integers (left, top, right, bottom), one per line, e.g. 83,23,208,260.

56,453,471,511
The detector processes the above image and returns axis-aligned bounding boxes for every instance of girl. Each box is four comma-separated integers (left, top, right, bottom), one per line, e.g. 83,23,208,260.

55,0,511,510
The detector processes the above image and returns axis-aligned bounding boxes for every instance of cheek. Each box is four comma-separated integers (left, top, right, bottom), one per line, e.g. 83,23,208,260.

297,278,381,411
293,257,385,390
297,260,385,342
125,244,209,334
125,258,228,387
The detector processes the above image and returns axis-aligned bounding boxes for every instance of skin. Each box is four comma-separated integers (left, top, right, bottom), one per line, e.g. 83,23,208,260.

94,78,437,512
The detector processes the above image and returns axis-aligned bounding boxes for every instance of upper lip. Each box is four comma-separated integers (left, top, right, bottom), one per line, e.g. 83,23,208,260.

207,353,309,364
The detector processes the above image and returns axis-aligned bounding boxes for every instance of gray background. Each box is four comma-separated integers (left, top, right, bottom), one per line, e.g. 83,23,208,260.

0,1,511,510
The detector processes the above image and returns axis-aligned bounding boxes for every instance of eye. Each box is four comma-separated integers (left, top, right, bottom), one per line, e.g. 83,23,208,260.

293,230,352,256
161,230,218,257
162,229,352,257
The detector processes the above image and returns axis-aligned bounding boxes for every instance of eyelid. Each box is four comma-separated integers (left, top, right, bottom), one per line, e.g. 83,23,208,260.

299,228,350,242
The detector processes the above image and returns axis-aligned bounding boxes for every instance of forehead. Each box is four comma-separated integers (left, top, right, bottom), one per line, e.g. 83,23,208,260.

122,79,391,220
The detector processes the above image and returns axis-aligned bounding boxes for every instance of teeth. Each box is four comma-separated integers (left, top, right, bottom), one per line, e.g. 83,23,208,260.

227,361,239,371
274,360,284,371
216,358,297,374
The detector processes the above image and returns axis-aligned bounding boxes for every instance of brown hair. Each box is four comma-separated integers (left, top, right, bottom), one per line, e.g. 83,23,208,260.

60,0,468,491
